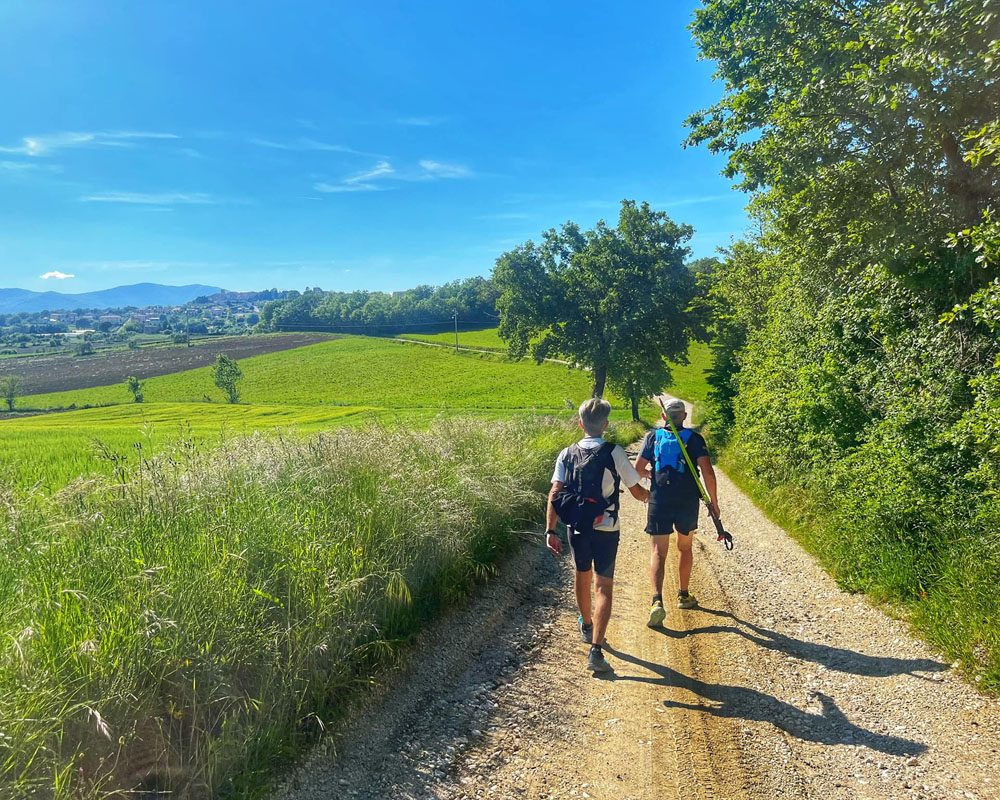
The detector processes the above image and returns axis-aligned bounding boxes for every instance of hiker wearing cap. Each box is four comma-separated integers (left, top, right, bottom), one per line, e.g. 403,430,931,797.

545,398,649,673
634,398,720,626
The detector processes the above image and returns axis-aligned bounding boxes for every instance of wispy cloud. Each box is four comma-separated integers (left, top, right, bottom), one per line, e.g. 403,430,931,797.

313,181,381,193
80,191,219,205
314,160,396,193
346,160,395,184
248,137,385,158
396,116,446,127
419,159,472,179
314,158,472,195
40,270,75,280
0,160,41,171
0,130,178,157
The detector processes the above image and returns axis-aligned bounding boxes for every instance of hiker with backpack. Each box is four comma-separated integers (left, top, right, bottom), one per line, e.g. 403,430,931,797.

633,398,720,627
545,398,649,673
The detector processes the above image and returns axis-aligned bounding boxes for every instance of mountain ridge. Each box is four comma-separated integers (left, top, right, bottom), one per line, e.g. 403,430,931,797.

0,283,224,313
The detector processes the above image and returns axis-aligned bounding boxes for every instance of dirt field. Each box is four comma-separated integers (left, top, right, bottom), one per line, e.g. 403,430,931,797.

0,333,334,397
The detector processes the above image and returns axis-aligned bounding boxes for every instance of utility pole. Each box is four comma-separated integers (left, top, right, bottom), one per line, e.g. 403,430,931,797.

453,312,459,353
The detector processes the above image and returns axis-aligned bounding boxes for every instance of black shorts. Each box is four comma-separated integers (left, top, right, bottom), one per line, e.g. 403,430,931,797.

645,497,700,536
568,529,620,578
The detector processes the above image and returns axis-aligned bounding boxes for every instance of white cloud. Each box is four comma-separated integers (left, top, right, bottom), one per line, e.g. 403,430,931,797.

313,158,473,196
248,137,385,158
313,181,381,193
40,271,75,280
314,160,396,193
396,116,446,127
80,191,218,205
345,160,394,184
419,159,472,179
0,130,178,157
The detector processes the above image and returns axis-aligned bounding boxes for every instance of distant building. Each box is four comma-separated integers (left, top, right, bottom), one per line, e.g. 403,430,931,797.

99,314,123,325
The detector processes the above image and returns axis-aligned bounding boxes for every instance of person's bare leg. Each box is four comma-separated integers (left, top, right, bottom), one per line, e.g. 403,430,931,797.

592,575,614,646
575,569,593,625
649,535,670,596
676,531,694,592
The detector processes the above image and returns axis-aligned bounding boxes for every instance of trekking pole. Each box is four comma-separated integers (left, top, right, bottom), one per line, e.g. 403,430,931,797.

657,397,734,550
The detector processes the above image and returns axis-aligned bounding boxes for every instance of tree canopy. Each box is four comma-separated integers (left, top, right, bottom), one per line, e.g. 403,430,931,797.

258,277,498,334
688,0,1000,687
493,200,697,418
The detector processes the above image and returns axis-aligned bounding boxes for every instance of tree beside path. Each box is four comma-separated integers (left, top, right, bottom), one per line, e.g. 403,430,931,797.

493,200,699,418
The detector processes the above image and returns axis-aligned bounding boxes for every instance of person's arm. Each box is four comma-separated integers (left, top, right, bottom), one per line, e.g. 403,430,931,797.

545,481,563,555
614,447,649,503
635,433,654,479
628,482,650,503
697,455,720,518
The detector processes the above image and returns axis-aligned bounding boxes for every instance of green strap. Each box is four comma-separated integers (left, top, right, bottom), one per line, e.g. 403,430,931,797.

660,401,710,505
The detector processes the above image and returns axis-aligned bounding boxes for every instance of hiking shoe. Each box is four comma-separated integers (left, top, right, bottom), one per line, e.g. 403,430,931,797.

587,647,612,673
646,601,666,628
678,592,699,609
578,615,593,644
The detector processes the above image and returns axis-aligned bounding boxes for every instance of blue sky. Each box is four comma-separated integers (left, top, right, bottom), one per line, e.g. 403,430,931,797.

0,1,747,293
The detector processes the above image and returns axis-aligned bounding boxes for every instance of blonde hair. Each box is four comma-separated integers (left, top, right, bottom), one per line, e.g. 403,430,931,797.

578,397,611,436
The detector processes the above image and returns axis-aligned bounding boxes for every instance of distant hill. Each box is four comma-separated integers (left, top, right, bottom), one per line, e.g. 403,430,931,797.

0,283,223,314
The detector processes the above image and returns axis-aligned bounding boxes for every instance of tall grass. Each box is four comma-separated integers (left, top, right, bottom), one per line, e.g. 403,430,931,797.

0,415,587,798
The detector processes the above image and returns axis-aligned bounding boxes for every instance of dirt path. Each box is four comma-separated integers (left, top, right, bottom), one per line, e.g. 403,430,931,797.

278,406,1000,800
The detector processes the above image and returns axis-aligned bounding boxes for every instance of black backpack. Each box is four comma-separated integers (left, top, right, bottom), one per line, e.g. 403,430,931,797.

551,442,620,534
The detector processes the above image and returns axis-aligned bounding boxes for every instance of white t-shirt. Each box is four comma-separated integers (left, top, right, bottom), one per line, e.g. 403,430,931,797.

551,436,641,533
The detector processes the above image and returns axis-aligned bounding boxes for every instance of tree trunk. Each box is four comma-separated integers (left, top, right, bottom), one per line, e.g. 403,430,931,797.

630,388,640,422
591,364,607,398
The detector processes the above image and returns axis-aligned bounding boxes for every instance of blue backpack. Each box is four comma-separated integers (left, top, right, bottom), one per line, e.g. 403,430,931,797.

652,427,695,485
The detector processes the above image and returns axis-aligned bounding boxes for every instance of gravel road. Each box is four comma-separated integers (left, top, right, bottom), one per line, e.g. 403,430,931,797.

277,399,999,800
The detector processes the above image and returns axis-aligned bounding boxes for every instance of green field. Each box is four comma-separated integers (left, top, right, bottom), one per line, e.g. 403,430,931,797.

396,327,506,351
0,403,373,489
665,341,713,417
4,336,640,489
23,336,596,410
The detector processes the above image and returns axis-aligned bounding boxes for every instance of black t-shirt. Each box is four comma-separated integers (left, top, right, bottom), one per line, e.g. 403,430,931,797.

639,428,709,504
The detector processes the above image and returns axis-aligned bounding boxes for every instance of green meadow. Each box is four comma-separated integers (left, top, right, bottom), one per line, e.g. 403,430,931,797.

4,335,658,490
22,336,598,410
0,403,372,489
396,327,507,351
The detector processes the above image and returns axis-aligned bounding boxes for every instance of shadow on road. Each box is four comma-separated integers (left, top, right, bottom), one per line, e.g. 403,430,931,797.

653,606,948,680
602,644,926,757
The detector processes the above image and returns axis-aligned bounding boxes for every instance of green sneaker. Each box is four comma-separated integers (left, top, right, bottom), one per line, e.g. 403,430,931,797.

678,591,699,609
646,601,666,628
578,615,593,644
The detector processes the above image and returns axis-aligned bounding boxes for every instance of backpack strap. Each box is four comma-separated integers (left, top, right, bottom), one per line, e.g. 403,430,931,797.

598,442,621,514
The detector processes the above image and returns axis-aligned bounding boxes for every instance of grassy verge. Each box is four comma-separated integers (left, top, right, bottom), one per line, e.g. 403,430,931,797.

0,415,587,798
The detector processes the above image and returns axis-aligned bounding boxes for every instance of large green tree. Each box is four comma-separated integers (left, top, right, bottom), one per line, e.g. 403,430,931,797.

687,0,1000,686
493,200,697,418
